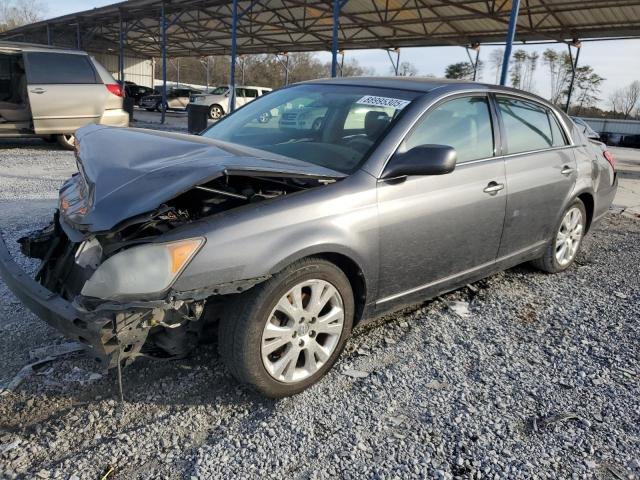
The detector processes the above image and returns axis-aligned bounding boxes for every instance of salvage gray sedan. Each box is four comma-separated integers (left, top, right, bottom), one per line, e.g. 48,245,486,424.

0,78,618,397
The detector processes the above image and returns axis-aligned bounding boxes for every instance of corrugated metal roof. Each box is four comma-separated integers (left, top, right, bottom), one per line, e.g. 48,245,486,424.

1,0,639,56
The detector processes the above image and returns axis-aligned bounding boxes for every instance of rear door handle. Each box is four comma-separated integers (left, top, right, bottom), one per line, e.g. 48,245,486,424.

483,181,505,195
30,88,46,94
561,166,574,176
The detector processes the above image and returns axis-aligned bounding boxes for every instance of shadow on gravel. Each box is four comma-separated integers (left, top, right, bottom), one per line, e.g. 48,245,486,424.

0,138,64,150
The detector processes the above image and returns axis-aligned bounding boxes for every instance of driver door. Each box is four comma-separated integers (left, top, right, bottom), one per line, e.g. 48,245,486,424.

376,94,507,303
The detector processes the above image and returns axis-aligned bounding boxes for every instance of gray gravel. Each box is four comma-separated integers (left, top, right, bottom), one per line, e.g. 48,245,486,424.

1,138,639,479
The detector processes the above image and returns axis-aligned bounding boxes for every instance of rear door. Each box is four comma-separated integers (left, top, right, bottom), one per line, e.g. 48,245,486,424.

493,94,576,257
24,52,107,134
235,88,248,107
243,88,260,104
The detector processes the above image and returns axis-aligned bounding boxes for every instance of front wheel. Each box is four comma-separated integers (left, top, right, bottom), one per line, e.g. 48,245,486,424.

531,199,587,273
218,258,354,398
56,134,76,150
209,104,224,120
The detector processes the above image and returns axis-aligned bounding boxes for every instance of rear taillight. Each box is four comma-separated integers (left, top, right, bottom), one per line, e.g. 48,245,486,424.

603,150,615,169
106,83,124,97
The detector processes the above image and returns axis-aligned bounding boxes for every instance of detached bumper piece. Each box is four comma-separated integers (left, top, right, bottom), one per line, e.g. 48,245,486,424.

0,225,152,369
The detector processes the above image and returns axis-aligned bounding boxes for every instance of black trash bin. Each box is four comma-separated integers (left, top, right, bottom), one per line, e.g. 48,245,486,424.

123,97,135,123
188,104,210,134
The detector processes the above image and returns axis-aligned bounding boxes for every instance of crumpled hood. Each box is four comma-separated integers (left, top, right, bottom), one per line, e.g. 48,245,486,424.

59,125,344,233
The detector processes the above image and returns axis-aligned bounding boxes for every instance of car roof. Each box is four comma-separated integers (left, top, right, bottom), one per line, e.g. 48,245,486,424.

0,40,87,55
300,76,564,113
303,76,549,96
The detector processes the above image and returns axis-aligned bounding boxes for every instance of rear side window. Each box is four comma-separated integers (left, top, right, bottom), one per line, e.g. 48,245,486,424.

26,53,97,84
243,88,259,98
497,96,567,153
403,96,494,163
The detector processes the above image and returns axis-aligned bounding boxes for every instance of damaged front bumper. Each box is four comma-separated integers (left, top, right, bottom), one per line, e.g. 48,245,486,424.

0,230,159,369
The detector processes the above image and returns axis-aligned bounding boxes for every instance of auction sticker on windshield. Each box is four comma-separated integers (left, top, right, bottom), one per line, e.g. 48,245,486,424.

356,95,411,110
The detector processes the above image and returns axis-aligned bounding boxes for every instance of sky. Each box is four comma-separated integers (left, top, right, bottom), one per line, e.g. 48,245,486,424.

45,0,640,108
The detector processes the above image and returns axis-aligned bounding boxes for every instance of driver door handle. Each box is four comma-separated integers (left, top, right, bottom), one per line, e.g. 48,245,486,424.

30,88,46,94
561,166,574,176
483,181,505,195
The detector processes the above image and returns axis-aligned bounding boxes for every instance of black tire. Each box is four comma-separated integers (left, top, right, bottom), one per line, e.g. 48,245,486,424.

218,257,354,398
56,134,75,150
145,107,155,112
209,104,224,120
531,198,587,273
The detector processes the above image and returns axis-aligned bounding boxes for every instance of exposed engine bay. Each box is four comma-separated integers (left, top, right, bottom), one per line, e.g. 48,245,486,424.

17,173,333,367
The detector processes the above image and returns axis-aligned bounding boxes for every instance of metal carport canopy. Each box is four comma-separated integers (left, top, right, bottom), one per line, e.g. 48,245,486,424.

2,0,640,57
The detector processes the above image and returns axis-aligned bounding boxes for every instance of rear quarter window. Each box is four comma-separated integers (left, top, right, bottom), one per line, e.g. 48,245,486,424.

26,52,98,84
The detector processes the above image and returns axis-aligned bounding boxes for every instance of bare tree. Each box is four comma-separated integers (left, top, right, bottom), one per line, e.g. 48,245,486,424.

0,0,46,32
608,89,624,116
397,61,417,77
543,48,573,105
620,80,640,119
488,48,503,84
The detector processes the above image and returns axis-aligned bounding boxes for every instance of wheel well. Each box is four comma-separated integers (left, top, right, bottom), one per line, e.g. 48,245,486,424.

577,192,594,232
313,253,367,325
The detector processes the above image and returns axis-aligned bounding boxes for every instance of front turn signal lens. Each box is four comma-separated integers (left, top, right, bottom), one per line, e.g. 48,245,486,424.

168,239,204,274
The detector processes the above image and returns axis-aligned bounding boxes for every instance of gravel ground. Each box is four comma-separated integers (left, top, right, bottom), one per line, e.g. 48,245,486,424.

0,138,639,479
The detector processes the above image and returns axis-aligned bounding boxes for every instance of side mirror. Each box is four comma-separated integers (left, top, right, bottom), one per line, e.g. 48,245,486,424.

382,144,457,179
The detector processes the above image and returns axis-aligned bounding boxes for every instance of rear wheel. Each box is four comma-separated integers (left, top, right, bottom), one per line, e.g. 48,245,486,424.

56,134,75,150
218,258,354,398
209,104,224,120
531,199,586,273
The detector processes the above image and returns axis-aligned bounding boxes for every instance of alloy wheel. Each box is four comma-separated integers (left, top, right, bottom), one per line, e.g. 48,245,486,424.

209,105,223,119
555,206,584,266
261,279,345,383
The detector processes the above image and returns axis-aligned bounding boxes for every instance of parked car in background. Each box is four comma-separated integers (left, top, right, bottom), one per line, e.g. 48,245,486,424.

140,87,203,111
122,82,154,106
0,41,128,149
190,85,272,119
600,132,623,146
0,78,617,398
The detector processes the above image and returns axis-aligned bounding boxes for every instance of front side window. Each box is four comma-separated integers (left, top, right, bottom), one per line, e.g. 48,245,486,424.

209,86,229,95
202,84,419,173
497,96,567,153
402,96,494,163
26,53,97,84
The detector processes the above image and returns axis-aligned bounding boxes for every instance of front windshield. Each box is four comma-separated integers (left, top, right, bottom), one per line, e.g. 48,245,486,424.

209,86,229,95
202,84,420,173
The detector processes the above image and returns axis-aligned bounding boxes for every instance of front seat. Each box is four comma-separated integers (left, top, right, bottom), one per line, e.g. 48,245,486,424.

346,110,391,153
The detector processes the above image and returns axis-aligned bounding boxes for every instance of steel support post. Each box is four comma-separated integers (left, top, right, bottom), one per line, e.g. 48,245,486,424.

285,54,289,85
331,0,341,77
565,44,581,113
46,24,51,45
500,0,521,86
160,3,168,124
230,0,239,112
473,49,480,81
118,12,125,83
76,23,81,49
